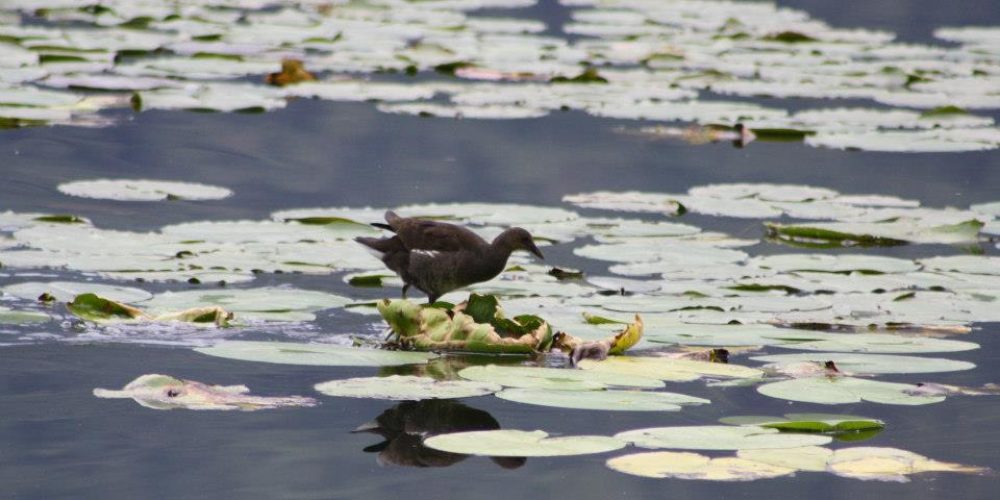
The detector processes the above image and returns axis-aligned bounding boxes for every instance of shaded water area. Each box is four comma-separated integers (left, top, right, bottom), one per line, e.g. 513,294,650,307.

2,0,1000,498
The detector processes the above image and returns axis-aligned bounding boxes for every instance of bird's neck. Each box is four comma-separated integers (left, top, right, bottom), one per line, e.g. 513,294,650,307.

475,241,515,281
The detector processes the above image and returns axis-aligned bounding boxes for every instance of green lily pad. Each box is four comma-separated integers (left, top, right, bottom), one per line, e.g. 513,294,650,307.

314,375,500,401
720,413,885,434
68,293,145,320
57,179,233,201
607,451,797,481
752,352,976,374
459,364,663,391
194,341,435,367
757,377,946,405
423,429,626,457
615,425,832,451
495,387,709,411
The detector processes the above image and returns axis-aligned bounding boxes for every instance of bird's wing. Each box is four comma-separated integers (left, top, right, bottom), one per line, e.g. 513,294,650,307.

395,219,487,252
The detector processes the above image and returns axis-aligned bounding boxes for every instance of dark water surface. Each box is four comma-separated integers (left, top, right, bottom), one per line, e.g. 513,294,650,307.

2,0,1000,498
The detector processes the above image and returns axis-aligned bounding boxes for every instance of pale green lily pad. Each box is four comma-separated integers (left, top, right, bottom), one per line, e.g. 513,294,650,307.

773,333,978,354
133,82,286,112
314,375,500,401
750,254,919,274
752,352,976,374
0,306,49,324
720,414,885,434
377,102,549,119
736,446,834,472
423,429,625,457
57,179,232,201
94,374,316,411
826,447,988,482
607,451,798,481
194,341,435,367
561,191,685,215
615,425,832,451
578,356,763,382
2,281,152,303
919,255,1000,276
495,387,709,411
638,322,830,348
687,183,838,203
144,287,350,322
757,377,945,405
805,129,1000,153
458,364,664,390
970,201,1000,218
396,202,578,226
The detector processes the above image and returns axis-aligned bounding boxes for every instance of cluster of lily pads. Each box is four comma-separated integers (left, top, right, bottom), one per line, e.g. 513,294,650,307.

2,0,999,151
2,178,998,481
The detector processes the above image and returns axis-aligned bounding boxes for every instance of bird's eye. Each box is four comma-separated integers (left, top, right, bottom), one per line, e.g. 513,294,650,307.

166,389,180,398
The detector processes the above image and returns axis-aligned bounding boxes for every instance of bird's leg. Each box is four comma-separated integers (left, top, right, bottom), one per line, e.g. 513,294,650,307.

426,293,440,305
401,283,410,299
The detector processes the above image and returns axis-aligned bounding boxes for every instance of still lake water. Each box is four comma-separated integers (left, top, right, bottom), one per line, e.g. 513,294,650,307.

2,0,1000,498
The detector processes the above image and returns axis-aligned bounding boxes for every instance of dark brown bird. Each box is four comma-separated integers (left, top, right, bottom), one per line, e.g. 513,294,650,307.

356,210,544,303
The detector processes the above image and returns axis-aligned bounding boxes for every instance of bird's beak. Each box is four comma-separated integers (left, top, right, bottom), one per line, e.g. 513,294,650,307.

526,241,544,260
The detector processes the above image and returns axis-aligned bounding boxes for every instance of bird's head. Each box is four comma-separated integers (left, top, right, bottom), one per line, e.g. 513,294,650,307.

496,227,544,260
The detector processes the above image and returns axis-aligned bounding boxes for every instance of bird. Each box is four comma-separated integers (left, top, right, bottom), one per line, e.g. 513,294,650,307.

356,210,544,303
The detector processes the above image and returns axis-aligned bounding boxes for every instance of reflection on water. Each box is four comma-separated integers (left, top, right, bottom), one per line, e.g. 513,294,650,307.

355,399,525,469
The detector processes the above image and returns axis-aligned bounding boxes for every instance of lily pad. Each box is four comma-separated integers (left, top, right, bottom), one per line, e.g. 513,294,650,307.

0,306,49,324
757,377,946,405
57,179,233,201
826,447,987,482
607,451,797,481
495,388,709,411
423,429,626,457
458,364,664,390
752,352,976,374
615,425,832,451
144,287,351,322
1,281,152,303
578,356,763,382
720,414,885,434
94,374,316,411
194,341,435,367
314,375,500,401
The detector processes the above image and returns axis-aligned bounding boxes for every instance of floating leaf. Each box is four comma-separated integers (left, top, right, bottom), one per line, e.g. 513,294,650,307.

68,293,145,320
607,451,797,481
459,364,663,390
1,281,152,303
495,388,708,411
0,306,49,324
757,376,945,405
826,447,987,482
424,430,625,457
615,426,832,451
720,414,885,434
314,375,500,401
578,356,763,382
94,374,316,411
145,287,351,322
58,179,233,201
752,352,976,374
194,341,435,367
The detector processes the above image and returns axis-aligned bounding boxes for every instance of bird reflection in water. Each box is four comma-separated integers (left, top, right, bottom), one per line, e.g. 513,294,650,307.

354,399,526,469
